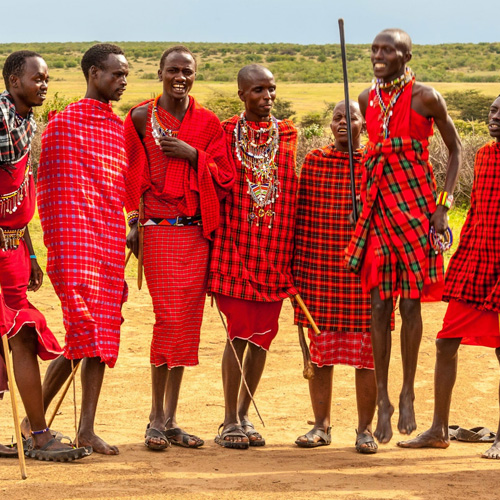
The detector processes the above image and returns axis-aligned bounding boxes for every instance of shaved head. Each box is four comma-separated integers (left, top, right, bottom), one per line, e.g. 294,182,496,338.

237,64,274,91
378,28,412,54
334,99,362,119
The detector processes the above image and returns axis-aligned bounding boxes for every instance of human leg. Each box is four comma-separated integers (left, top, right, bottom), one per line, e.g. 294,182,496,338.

145,363,169,450
295,363,333,447
398,297,422,435
355,367,377,453
482,347,500,459
398,337,462,448
370,287,394,443
77,356,118,455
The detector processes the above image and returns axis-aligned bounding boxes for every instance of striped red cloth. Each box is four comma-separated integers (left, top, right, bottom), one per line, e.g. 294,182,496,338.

208,117,298,301
345,82,443,300
443,142,500,311
124,96,235,240
294,144,371,331
37,99,128,368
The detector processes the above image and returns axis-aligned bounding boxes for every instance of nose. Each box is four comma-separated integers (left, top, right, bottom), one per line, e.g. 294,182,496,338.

41,80,48,90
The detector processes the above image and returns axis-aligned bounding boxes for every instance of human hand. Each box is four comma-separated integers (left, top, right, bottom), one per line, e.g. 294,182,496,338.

126,223,139,258
430,205,449,234
28,258,43,292
0,228,5,250
159,136,197,162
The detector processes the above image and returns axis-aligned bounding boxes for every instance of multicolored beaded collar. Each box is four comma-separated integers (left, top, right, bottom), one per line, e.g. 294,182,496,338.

151,94,179,146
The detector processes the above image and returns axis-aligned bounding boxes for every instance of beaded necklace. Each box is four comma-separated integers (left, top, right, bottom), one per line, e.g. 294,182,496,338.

151,94,179,146
370,66,415,139
234,112,280,228
0,154,31,217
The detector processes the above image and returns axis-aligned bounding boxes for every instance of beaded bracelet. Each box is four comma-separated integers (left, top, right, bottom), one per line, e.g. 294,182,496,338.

127,210,139,227
429,226,453,255
436,191,454,209
31,427,50,435
30,254,37,259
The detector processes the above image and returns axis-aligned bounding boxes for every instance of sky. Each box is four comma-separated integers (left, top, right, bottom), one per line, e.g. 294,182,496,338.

2,0,499,45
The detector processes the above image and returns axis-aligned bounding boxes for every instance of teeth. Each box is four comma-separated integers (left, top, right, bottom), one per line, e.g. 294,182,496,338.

374,63,385,69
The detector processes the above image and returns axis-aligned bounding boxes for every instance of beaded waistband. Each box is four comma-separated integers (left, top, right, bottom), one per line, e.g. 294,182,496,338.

1,227,26,250
139,216,202,227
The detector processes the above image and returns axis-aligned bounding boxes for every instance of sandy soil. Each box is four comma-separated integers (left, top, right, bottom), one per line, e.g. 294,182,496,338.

1,280,500,500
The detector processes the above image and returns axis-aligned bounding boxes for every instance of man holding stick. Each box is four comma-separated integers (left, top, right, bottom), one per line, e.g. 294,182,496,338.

345,28,462,443
208,64,298,449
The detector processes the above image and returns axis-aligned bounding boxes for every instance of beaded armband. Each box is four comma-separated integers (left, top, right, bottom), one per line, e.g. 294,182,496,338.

127,210,139,227
436,191,453,209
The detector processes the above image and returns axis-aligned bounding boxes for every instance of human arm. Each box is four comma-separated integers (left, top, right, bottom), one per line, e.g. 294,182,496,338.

414,84,462,233
158,136,198,170
0,228,5,250
23,226,43,292
358,88,370,118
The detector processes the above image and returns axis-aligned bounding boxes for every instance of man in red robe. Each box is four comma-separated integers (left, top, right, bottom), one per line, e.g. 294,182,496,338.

208,64,298,449
0,51,86,461
399,96,500,459
125,46,235,450
294,101,378,453
36,44,129,455
345,29,462,444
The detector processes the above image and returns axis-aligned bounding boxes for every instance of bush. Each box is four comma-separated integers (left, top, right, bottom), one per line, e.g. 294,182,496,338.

300,111,326,128
140,73,157,80
444,90,496,122
203,93,243,121
296,129,330,171
302,123,324,140
272,98,295,120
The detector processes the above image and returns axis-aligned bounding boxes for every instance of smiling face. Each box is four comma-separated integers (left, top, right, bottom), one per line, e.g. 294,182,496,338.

9,56,49,113
238,67,276,122
330,101,363,152
371,31,411,82
159,51,196,102
91,53,129,103
488,96,500,141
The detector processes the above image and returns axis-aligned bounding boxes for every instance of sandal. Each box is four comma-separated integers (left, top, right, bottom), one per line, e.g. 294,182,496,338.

215,424,249,449
240,420,265,447
25,438,89,462
456,426,496,443
295,427,331,448
355,430,378,454
145,424,169,451
164,428,204,448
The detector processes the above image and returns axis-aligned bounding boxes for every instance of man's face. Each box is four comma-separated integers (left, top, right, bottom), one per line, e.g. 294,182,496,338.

93,53,129,102
330,102,363,145
158,52,196,101
11,56,49,108
238,70,276,121
488,97,500,141
370,32,410,82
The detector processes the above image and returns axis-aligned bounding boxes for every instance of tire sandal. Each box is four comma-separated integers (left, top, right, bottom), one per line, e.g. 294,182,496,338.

240,420,265,447
164,428,204,448
456,426,496,443
355,430,378,454
26,438,89,462
295,427,331,448
215,424,249,449
145,424,169,451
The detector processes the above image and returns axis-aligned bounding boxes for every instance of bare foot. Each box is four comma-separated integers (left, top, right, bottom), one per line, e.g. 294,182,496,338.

0,443,18,457
78,431,119,455
397,429,449,448
374,402,394,444
398,392,417,435
240,421,265,446
482,442,500,459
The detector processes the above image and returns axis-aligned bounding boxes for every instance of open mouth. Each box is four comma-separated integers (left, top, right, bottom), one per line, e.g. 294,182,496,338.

337,127,347,133
489,122,500,130
373,63,386,70
172,84,186,92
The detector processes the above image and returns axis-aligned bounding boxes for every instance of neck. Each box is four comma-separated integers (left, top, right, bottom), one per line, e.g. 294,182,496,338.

84,89,110,104
335,138,360,153
8,92,31,118
159,94,189,119
245,111,271,122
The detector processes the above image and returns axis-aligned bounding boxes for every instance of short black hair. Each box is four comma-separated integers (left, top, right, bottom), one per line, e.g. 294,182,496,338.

2,50,43,90
81,43,125,81
159,45,197,71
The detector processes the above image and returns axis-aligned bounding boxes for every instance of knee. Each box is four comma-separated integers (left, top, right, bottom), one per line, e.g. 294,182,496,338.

371,296,392,319
399,298,421,319
435,338,459,360
10,326,38,351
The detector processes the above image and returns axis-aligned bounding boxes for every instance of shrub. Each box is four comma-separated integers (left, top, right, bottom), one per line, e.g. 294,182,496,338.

444,90,496,122
296,129,330,171
140,73,157,80
300,111,326,128
272,98,295,120
203,93,243,121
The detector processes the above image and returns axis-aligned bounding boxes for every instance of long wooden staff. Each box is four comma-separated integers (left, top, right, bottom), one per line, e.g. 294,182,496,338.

2,334,27,479
137,196,144,290
338,18,358,222
47,360,80,428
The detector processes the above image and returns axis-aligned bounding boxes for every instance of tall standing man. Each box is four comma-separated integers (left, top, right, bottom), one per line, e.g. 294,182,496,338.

124,46,235,450
345,29,462,443
0,51,87,461
36,44,129,455
209,64,298,449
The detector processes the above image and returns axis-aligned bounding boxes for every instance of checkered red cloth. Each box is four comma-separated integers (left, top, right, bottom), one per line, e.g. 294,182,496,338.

308,329,374,369
208,117,298,301
294,144,371,331
37,99,128,368
345,83,443,300
124,96,235,240
443,141,500,311
144,225,209,367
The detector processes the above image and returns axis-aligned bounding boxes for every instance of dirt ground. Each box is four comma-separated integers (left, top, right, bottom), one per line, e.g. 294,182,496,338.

1,280,500,500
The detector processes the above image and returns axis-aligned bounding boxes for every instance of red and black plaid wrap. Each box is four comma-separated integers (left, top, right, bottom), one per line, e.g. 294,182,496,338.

124,96,235,240
208,117,298,301
443,141,500,311
293,145,371,331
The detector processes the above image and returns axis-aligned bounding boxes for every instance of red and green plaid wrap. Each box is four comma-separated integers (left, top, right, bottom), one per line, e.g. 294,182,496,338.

443,141,500,311
345,137,444,300
208,117,298,301
294,145,371,330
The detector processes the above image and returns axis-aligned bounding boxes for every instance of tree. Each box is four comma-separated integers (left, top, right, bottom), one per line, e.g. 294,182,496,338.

444,90,496,122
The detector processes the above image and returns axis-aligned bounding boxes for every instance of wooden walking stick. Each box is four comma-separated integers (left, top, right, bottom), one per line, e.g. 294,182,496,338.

137,196,144,290
292,293,320,380
338,18,359,223
125,248,133,268
2,333,27,479
47,360,80,428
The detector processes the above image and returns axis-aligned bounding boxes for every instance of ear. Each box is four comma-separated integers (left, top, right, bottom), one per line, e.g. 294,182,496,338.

404,51,412,64
237,89,245,103
89,65,99,81
9,74,19,88
157,68,162,82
